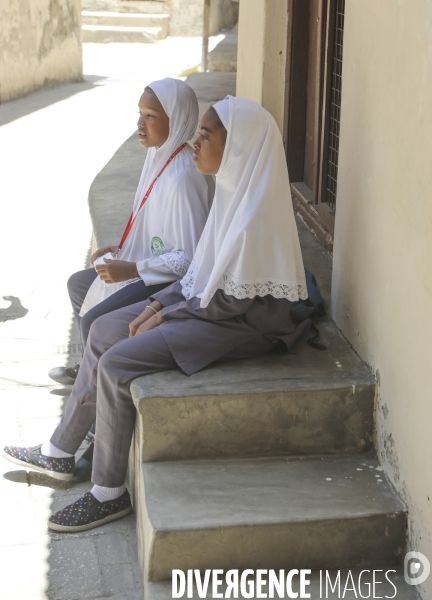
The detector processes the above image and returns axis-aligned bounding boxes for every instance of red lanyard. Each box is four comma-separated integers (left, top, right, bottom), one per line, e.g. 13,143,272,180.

118,143,187,250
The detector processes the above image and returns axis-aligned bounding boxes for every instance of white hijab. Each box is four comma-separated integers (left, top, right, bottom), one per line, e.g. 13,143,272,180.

80,78,212,316
180,95,308,308
119,77,206,263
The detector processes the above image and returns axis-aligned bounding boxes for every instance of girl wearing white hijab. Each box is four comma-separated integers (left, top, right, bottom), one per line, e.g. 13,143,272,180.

49,78,214,386
3,97,310,532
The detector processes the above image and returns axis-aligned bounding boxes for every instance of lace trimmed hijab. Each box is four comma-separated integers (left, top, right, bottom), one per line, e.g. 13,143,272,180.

181,95,308,308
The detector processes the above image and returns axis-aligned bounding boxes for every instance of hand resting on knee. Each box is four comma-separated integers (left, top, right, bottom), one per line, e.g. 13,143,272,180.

128,301,164,336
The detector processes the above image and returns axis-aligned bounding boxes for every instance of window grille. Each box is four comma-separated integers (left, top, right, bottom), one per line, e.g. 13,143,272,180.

325,0,345,211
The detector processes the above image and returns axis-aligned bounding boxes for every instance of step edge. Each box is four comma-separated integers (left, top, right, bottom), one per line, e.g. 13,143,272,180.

142,451,380,467
82,25,163,32
81,11,169,18
131,380,377,404
148,508,407,534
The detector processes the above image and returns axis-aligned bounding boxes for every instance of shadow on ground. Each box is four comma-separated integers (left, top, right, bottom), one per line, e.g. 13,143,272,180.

0,296,28,321
39,237,143,599
0,76,107,127
4,470,75,490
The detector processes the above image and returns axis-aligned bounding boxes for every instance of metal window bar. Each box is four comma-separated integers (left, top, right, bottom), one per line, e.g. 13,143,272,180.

325,0,345,211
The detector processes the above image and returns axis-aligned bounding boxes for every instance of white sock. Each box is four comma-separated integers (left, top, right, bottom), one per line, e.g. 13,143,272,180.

41,441,74,458
91,484,126,503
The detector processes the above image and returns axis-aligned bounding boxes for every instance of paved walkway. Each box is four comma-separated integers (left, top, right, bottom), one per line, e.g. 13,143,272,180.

0,36,222,600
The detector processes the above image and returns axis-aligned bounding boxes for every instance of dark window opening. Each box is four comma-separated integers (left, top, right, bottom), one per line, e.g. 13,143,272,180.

284,0,346,243
324,0,345,211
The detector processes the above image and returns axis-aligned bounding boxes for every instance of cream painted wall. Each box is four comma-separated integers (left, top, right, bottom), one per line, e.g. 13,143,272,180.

0,0,82,103
237,0,265,105
261,0,288,131
237,0,288,130
332,2,432,596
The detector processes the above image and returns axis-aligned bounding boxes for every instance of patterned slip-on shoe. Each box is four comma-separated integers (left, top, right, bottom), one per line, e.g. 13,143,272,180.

48,490,132,532
1,445,74,481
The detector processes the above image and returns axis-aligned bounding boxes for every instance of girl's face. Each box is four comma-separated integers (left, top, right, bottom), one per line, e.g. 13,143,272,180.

192,109,226,175
137,88,170,148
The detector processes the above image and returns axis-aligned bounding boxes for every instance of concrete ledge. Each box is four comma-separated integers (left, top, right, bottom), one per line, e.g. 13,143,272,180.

82,0,165,13
140,454,405,582
81,11,169,25
82,25,164,43
132,381,375,463
131,319,375,462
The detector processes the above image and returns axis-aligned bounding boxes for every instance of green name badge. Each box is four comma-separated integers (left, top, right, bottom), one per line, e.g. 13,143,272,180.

150,236,166,257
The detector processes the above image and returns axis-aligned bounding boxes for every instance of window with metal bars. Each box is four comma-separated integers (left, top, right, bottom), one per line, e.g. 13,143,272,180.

286,0,346,244
324,0,345,211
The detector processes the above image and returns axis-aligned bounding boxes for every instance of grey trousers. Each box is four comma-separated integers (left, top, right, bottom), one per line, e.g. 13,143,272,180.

51,300,177,487
67,268,168,350
50,299,277,488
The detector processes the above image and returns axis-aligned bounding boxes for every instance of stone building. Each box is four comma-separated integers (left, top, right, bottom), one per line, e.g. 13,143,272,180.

238,1,432,597
0,0,83,103
81,0,238,38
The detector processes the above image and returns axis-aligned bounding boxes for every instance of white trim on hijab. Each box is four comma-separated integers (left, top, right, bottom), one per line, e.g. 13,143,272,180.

180,95,308,308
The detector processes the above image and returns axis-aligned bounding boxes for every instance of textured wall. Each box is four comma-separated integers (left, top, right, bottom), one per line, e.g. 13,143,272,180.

332,2,432,597
0,0,82,103
166,0,235,37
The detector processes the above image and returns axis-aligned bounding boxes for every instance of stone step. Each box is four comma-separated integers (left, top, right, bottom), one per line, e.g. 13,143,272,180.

81,10,169,31
208,24,238,72
147,567,420,600
82,24,165,43
130,319,376,463
137,454,406,583
82,1,165,13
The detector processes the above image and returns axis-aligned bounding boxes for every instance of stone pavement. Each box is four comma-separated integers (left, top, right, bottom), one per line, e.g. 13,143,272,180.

0,35,224,600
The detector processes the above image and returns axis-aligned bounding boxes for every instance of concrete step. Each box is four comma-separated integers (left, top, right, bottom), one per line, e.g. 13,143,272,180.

82,24,165,43
81,10,169,30
131,319,376,463
208,24,238,72
184,72,237,122
147,568,420,600
137,454,406,582
82,1,165,13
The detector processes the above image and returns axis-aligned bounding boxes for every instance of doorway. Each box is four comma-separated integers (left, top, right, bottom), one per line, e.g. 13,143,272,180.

284,0,345,249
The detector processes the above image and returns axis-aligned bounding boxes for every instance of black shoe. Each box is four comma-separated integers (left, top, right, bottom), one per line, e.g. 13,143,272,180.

72,442,94,482
2,445,74,481
48,490,132,532
48,363,80,386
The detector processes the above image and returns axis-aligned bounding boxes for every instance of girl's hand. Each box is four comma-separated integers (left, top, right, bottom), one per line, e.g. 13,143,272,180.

135,311,165,335
96,259,138,283
129,301,162,336
90,245,119,265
